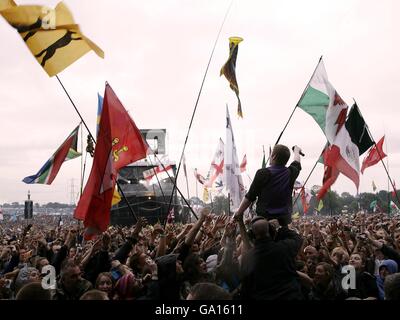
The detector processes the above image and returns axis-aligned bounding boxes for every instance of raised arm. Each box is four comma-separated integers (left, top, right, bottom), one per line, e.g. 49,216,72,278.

185,208,209,246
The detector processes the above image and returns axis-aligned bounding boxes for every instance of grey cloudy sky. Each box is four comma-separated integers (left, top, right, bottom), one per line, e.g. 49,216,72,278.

0,0,399,204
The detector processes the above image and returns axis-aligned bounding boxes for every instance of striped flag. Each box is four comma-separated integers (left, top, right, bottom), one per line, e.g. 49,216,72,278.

143,165,174,185
23,125,81,184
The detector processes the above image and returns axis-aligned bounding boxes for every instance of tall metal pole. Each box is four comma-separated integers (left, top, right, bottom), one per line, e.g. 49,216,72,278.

165,1,234,216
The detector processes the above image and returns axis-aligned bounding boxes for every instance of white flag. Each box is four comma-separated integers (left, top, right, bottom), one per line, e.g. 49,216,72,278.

224,105,245,211
206,138,224,190
143,165,174,185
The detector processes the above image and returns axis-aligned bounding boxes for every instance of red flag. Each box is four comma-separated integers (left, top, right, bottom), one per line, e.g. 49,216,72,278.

240,154,247,172
317,145,340,200
74,83,148,239
300,187,310,214
361,136,387,174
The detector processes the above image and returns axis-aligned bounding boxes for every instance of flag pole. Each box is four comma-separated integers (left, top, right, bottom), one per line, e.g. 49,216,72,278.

272,56,323,148
80,122,84,196
353,99,400,205
228,192,231,215
146,156,167,202
386,133,390,214
150,152,199,221
146,154,198,225
56,75,95,142
293,157,319,206
54,75,139,222
195,170,199,199
166,0,234,216
183,156,191,201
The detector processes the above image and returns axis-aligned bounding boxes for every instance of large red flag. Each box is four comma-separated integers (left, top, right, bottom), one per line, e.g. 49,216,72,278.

74,83,148,238
361,136,387,174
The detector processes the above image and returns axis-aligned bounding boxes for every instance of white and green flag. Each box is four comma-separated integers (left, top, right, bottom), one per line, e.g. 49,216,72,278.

298,58,348,145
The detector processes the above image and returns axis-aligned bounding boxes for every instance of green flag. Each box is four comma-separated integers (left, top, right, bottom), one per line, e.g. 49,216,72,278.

370,200,377,211
298,58,348,146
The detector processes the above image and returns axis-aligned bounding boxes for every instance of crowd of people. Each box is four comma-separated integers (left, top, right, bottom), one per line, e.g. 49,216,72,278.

0,210,399,300
1,144,399,300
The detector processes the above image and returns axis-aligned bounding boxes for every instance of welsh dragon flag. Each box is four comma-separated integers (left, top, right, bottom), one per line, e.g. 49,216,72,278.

299,59,360,199
23,125,81,184
298,58,348,145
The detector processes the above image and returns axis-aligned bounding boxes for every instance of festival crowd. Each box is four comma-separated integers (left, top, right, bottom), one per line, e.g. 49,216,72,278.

1,145,399,300
0,210,399,301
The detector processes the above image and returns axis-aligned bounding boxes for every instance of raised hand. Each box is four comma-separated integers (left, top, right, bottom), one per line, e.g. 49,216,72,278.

224,221,236,239
214,215,228,229
152,224,165,237
132,217,147,237
200,208,211,222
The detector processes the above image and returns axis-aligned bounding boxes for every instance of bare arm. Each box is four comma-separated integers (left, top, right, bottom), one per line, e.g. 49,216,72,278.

156,234,167,258
185,208,208,246
234,202,252,254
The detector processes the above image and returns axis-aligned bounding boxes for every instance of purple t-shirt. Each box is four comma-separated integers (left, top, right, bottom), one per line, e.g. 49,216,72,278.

245,161,301,217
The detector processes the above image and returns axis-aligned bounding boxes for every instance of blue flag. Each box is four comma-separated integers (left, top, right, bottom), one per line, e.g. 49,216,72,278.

97,93,103,137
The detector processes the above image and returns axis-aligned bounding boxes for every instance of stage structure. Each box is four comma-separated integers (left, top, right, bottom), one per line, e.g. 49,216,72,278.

110,129,188,225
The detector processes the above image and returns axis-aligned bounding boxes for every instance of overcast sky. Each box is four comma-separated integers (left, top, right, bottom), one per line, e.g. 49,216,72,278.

0,0,399,204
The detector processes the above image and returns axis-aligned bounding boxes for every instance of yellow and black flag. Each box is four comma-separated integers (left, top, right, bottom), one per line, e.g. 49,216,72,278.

0,1,104,76
220,36,243,118
0,0,16,11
